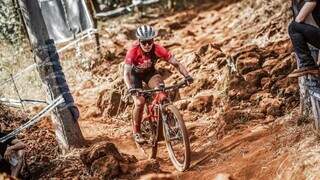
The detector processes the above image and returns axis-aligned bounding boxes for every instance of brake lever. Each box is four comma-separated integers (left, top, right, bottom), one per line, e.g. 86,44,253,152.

136,90,145,96
129,88,142,96
179,80,188,87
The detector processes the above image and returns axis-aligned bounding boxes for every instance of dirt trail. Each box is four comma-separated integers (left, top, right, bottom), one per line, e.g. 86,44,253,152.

81,120,144,159
2,0,320,179
76,0,304,179
72,0,319,179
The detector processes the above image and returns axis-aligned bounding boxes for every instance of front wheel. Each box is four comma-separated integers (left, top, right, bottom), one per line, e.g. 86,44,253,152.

162,104,190,171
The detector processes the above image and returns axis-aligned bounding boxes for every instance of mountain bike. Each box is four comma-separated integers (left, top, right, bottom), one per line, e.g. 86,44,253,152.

132,80,191,172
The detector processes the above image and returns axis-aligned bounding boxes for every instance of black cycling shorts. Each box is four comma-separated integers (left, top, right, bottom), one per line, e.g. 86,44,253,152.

132,70,159,89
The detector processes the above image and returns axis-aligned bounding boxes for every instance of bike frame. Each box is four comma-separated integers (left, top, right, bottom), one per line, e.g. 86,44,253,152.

143,91,168,123
138,91,168,158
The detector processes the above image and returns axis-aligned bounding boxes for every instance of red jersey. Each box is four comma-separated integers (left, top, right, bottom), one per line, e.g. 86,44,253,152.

124,42,172,73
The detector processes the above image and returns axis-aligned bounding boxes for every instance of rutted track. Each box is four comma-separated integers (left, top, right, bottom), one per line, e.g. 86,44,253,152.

2,0,320,179
74,0,312,179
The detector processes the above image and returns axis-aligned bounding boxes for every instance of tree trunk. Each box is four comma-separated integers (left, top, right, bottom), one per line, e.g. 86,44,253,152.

18,0,85,152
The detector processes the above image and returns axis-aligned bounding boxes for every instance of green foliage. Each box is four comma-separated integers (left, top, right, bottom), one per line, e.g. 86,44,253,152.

0,0,24,46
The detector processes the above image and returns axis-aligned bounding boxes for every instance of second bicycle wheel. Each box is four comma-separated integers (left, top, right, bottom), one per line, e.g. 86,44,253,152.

162,104,190,171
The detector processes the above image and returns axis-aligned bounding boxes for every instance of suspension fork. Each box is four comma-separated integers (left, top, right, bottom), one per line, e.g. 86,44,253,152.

150,104,162,159
150,99,169,159
160,103,172,139
161,102,179,140
160,104,167,124
160,103,170,140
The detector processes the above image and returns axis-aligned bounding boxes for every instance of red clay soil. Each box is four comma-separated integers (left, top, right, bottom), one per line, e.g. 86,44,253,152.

2,0,320,179
74,0,319,179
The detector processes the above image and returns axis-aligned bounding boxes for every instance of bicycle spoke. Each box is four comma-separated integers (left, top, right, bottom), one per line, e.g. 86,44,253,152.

165,112,186,165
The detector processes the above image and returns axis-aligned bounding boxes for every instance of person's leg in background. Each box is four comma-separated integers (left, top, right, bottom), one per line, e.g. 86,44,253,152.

288,21,320,77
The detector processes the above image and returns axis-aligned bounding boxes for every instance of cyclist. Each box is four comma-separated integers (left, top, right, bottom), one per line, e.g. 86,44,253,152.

123,25,193,143
288,0,320,77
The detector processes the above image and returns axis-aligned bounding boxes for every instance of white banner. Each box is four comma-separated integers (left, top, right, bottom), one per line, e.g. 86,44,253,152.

39,0,94,44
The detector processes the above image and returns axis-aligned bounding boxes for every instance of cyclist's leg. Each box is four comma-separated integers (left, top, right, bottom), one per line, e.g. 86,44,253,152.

147,73,164,88
131,74,145,134
288,21,320,68
146,72,165,142
132,95,145,134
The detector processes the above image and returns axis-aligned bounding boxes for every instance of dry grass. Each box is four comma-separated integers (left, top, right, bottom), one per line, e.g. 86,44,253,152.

0,42,44,100
276,126,320,180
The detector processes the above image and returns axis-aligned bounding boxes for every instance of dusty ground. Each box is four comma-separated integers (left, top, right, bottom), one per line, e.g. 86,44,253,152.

73,0,320,179
2,0,320,179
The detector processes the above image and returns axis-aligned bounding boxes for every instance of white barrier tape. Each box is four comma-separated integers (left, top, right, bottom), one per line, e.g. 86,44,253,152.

0,95,64,143
309,89,320,100
0,64,37,87
0,98,48,107
57,28,97,53
95,0,160,17
0,28,97,88
140,0,160,5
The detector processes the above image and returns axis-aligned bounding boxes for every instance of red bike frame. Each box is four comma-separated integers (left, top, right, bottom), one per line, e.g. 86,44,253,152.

143,92,167,122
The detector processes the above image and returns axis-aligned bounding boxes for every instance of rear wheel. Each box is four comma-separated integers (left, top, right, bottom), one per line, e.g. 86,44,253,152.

162,104,190,171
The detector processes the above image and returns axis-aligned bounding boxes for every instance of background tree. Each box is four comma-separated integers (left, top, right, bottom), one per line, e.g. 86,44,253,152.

0,0,24,46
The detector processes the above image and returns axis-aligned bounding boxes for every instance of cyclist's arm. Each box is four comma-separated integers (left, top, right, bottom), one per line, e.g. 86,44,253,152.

124,64,134,89
167,56,190,77
296,1,317,23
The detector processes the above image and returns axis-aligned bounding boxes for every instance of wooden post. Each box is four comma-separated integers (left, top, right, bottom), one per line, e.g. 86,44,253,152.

298,76,311,117
310,88,320,129
298,48,320,130
87,0,101,57
18,0,85,152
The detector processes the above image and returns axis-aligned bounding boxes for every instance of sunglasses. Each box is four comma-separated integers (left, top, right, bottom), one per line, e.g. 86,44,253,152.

140,40,154,46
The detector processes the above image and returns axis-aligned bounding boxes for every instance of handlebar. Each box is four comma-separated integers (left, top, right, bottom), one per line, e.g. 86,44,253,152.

132,80,188,96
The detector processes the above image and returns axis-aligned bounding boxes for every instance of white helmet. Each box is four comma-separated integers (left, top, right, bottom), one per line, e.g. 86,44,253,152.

136,25,157,41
